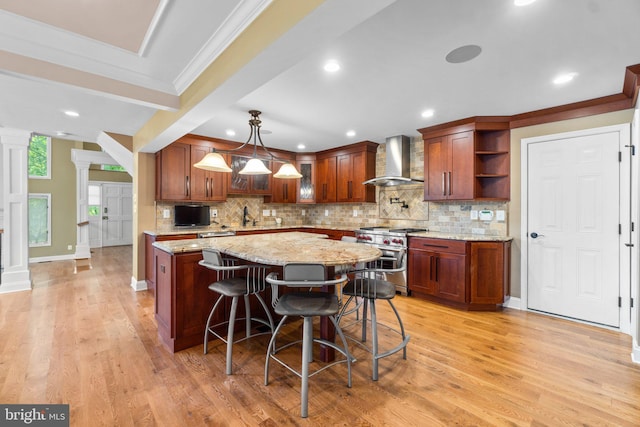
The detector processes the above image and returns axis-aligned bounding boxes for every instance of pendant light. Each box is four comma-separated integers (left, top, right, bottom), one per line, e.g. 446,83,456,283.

193,110,302,179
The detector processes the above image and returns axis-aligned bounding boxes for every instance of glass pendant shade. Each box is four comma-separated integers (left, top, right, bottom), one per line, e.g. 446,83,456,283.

239,157,271,175
193,152,232,172
273,162,303,179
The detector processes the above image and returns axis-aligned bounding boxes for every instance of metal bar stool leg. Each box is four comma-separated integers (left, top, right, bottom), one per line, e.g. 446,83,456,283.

226,296,239,375
300,316,313,418
370,299,379,381
204,294,224,354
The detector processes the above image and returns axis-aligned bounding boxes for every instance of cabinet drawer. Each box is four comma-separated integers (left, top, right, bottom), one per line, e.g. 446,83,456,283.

408,238,466,254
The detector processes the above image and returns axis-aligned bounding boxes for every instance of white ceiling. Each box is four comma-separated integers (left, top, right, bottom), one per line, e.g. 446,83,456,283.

0,0,639,153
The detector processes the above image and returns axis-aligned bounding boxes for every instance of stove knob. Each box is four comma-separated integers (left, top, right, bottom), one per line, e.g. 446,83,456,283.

383,239,390,245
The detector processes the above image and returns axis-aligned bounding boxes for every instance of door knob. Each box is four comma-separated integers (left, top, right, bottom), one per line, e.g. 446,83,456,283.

102,216,109,220
530,232,544,238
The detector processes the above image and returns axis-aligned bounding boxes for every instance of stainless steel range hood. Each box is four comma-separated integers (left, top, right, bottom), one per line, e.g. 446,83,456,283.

363,135,424,186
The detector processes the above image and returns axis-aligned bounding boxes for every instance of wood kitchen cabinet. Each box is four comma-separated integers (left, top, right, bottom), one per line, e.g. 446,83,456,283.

424,131,474,200
296,154,316,203
268,159,298,203
419,117,511,201
315,155,337,203
408,236,511,310
189,145,227,202
316,141,378,204
156,142,191,201
228,155,272,195
156,136,230,202
145,232,197,296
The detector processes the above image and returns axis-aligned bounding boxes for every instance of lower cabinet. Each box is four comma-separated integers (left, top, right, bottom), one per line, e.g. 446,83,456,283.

408,237,511,310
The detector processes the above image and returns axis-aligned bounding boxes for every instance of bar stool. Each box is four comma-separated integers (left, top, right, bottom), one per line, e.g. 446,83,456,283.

338,249,410,381
265,264,353,418
199,248,274,375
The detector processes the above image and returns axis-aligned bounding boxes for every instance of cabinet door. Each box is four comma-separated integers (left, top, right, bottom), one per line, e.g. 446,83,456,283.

159,143,191,201
336,154,353,202
250,159,272,194
469,241,508,304
425,136,448,200
297,160,315,203
408,250,437,295
271,160,297,203
448,131,474,200
316,156,337,203
434,252,467,303
190,145,226,201
228,155,249,193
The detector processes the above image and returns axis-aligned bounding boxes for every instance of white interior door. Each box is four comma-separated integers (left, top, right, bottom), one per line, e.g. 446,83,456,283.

101,183,132,247
527,130,620,327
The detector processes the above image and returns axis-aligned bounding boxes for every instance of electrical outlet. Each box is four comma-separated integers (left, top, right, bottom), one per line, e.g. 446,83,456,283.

263,209,270,217
496,210,505,221
211,209,218,218
301,209,305,217
325,209,329,217
163,209,170,219
271,209,277,216
470,210,478,220
67,245,73,250
353,209,358,217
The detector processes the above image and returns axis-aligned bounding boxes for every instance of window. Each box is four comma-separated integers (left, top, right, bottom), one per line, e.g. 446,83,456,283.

28,134,51,179
88,184,101,217
28,193,51,247
101,164,126,172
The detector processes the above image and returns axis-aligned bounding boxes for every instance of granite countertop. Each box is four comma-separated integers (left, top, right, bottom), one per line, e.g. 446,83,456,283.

407,231,513,241
153,231,382,266
144,224,356,237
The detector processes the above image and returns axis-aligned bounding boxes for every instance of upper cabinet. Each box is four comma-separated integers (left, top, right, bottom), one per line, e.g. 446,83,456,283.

268,159,298,203
190,145,227,202
419,117,510,201
317,141,378,204
156,136,233,202
156,142,191,201
296,154,316,204
228,155,272,195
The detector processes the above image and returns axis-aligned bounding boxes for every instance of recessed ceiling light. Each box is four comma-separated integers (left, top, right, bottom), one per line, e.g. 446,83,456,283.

297,143,306,150
225,129,236,137
553,72,578,85
346,130,356,137
324,60,340,73
445,45,482,64
421,109,435,118
64,110,79,117
514,0,536,6
56,131,70,136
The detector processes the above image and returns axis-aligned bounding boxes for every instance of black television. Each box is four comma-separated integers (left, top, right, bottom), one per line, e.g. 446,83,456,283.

174,205,210,227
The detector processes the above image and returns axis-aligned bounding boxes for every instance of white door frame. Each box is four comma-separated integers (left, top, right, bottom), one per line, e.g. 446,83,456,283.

521,124,634,335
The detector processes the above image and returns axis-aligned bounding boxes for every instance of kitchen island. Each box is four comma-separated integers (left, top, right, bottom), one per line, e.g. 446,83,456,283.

152,232,380,352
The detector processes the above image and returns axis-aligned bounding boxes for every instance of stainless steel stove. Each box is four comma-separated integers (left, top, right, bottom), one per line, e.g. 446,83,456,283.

355,226,427,295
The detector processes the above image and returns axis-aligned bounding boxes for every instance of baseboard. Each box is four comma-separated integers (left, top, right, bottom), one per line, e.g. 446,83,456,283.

503,296,522,310
130,276,148,292
632,340,640,365
29,254,76,263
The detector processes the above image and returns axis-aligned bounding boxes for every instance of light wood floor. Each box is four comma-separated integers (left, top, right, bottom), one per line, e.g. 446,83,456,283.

1,246,639,426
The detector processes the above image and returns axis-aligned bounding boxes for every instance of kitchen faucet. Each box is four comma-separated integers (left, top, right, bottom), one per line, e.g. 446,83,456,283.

242,206,249,227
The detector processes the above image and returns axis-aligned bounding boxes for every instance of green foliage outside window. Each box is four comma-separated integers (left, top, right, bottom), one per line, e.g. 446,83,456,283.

88,206,100,216
28,134,49,178
102,164,126,172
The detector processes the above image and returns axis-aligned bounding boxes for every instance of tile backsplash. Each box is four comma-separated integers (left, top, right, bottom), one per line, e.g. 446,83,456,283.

155,137,508,236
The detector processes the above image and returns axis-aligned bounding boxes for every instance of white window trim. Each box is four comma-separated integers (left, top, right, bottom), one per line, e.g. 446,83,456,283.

28,193,51,247
29,134,51,180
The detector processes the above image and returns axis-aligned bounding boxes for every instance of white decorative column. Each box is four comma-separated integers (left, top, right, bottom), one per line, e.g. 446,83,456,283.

1,128,32,293
71,150,92,259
